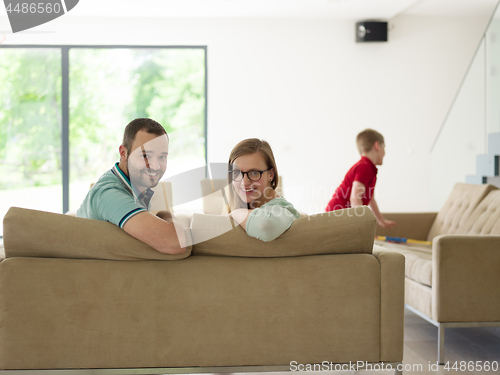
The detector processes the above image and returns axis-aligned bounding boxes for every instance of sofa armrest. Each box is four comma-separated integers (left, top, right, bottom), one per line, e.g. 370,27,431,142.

372,249,405,362
375,212,438,241
432,234,500,322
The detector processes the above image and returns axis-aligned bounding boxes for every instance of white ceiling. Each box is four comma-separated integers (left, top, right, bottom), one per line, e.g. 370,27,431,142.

0,0,498,19
404,0,499,17
64,0,420,19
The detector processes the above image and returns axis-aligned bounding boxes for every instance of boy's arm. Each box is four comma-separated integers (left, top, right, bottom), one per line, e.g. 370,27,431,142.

350,181,366,207
123,211,188,255
350,182,396,229
368,198,396,229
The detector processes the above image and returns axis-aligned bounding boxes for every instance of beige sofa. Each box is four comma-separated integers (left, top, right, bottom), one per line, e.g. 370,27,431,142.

375,182,500,364
1,206,404,374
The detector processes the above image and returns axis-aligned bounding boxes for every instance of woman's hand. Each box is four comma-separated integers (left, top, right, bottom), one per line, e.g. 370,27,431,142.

229,208,254,231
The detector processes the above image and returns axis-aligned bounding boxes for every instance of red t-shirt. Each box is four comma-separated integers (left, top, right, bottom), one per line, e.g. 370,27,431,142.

325,156,378,211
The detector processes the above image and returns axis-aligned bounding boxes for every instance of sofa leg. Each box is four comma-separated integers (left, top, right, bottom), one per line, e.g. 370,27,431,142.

438,324,445,365
395,367,403,375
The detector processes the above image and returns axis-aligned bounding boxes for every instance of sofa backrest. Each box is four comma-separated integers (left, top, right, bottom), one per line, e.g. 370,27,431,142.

3,207,192,260
427,183,498,241
458,189,500,235
191,206,376,257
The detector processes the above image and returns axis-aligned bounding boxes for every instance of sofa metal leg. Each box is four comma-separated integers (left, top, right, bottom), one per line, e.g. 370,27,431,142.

394,368,403,375
438,324,445,365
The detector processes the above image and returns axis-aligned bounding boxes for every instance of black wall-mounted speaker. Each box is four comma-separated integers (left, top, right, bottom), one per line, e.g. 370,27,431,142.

356,21,388,43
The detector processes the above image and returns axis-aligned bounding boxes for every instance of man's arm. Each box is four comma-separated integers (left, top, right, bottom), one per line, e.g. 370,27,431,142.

368,198,396,229
123,211,187,254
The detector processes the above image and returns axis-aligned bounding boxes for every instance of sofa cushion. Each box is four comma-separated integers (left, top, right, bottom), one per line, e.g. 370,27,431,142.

3,207,192,260
458,190,500,235
426,183,497,241
191,206,376,257
374,242,432,287
405,277,433,319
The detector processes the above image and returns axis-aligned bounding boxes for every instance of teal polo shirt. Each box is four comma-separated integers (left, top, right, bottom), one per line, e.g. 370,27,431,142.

77,163,154,229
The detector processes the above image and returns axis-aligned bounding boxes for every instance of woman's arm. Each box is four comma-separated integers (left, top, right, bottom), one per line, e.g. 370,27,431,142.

245,200,299,241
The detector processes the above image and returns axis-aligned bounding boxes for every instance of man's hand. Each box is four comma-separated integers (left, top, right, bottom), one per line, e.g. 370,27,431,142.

123,211,187,255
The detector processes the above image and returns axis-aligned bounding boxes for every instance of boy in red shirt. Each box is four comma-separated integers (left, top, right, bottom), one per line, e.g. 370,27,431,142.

325,129,396,229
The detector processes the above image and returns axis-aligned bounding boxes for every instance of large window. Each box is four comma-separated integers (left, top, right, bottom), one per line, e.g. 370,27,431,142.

0,46,207,236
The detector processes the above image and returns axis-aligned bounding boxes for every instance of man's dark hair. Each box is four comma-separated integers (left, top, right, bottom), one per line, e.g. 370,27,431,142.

122,118,168,155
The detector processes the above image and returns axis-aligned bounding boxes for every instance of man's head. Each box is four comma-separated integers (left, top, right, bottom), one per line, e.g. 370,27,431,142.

119,118,169,191
356,129,385,165
122,118,167,155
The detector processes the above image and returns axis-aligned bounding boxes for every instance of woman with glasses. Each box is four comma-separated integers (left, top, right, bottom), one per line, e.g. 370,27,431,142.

227,138,300,241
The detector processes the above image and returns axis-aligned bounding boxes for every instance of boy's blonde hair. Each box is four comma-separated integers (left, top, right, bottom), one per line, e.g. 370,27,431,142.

356,129,385,154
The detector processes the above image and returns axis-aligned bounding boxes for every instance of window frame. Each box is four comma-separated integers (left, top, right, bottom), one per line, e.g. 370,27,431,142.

0,44,208,217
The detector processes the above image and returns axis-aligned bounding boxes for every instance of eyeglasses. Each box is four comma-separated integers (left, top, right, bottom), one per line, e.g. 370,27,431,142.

229,167,271,182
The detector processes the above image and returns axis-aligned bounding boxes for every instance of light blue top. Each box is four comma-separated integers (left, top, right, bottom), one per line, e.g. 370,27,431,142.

76,163,153,229
245,197,301,242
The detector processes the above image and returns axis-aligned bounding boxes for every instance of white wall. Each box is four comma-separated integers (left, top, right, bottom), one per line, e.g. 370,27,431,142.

0,9,495,214
430,39,487,210
487,18,500,134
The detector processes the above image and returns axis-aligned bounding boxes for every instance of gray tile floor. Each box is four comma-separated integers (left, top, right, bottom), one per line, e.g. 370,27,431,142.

231,308,500,375
394,308,500,375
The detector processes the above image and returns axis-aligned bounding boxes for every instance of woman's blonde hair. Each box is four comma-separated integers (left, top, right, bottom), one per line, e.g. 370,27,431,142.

226,138,279,212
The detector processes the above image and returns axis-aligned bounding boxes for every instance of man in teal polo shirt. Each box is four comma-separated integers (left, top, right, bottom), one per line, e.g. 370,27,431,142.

77,118,187,255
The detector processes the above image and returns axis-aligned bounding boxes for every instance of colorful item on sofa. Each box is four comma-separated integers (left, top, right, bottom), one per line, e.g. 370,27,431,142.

376,235,432,245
